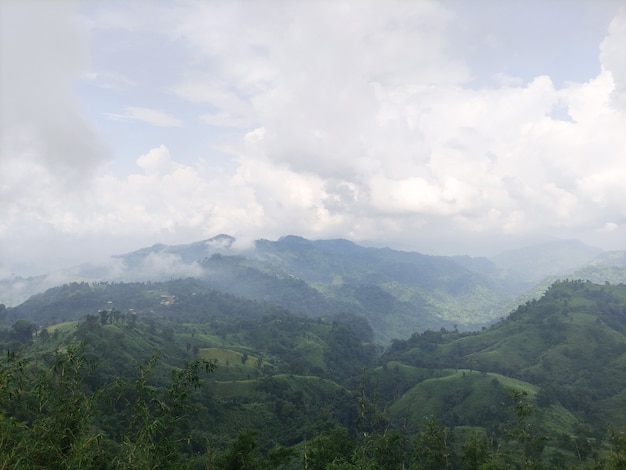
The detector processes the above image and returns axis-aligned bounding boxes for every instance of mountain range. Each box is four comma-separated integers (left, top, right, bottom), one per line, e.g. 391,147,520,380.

2,235,625,343
2,271,625,467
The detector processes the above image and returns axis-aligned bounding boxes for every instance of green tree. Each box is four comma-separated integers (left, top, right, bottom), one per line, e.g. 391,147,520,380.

215,429,262,470
461,432,491,470
10,320,37,344
305,427,355,470
1,343,104,469
99,310,109,325
0,350,29,466
370,430,409,469
412,417,454,469
502,390,548,469
603,426,626,470
38,328,50,342
113,353,214,469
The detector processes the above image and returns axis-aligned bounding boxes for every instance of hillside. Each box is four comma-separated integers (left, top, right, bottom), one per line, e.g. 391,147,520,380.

383,280,626,429
2,280,626,468
2,236,614,344
495,249,626,321
0,300,373,468
113,235,531,340
570,250,626,285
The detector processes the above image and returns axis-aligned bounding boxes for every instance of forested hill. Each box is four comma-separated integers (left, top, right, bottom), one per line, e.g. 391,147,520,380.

114,235,530,340
1,280,626,468
4,237,623,343
382,280,626,429
2,261,517,345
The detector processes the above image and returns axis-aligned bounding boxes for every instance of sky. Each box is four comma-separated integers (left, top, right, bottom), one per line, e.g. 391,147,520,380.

1,0,626,276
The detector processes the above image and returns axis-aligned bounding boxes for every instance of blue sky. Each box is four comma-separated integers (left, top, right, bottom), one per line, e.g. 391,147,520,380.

1,0,625,276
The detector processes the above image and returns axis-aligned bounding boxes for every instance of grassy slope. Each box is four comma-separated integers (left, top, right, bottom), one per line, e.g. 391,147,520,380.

384,281,626,431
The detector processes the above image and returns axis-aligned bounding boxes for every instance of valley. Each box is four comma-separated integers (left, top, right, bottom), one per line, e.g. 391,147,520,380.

1,237,626,468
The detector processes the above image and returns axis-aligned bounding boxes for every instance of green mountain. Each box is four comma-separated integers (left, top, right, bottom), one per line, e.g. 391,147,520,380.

0,298,371,467
1,237,615,345
2,280,626,468
383,280,626,429
112,235,531,341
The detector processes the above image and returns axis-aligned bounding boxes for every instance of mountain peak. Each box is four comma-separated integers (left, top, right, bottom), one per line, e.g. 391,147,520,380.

277,235,310,244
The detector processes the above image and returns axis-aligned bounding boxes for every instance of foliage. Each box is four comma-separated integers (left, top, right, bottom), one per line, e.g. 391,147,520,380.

0,279,625,468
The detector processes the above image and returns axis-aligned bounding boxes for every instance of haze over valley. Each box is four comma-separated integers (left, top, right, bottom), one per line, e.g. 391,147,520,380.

3,235,626,337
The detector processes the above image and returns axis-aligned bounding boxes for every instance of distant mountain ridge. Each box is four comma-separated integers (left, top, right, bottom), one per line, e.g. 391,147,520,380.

490,239,602,283
3,236,625,342
113,234,237,266
113,234,530,341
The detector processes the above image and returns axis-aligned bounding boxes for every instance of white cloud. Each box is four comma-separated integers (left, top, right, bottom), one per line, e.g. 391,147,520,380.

200,112,250,128
82,70,136,90
0,0,108,187
1,1,626,276
105,106,183,127
600,7,626,110
136,145,178,175
122,252,204,281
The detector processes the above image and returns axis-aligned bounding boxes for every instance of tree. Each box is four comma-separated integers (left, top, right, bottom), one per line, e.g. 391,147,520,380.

39,328,50,342
412,417,454,469
11,320,37,344
502,390,548,468
306,427,355,470
112,353,214,469
370,430,409,469
603,426,626,470
99,310,109,326
461,433,491,470
215,429,262,470
0,343,104,469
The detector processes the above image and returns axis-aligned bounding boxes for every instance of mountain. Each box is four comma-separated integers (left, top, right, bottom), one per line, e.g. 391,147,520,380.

383,280,626,429
0,235,238,308
0,290,376,468
2,280,626,468
490,239,602,283
1,235,619,343
110,235,533,341
588,250,626,267
497,249,626,315
115,234,237,266
570,250,626,285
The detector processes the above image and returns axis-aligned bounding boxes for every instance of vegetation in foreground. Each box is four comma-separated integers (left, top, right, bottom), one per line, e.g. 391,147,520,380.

1,280,626,468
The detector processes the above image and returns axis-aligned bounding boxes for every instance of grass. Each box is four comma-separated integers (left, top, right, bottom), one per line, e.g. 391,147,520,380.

45,321,78,333
199,347,271,368
388,370,539,431
206,378,259,398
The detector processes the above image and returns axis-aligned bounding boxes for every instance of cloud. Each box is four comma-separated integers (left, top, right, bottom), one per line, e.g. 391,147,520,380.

105,106,183,127
83,70,136,91
600,7,626,110
0,252,204,306
1,1,626,277
200,112,250,128
0,1,108,186
118,252,204,281
136,145,179,175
